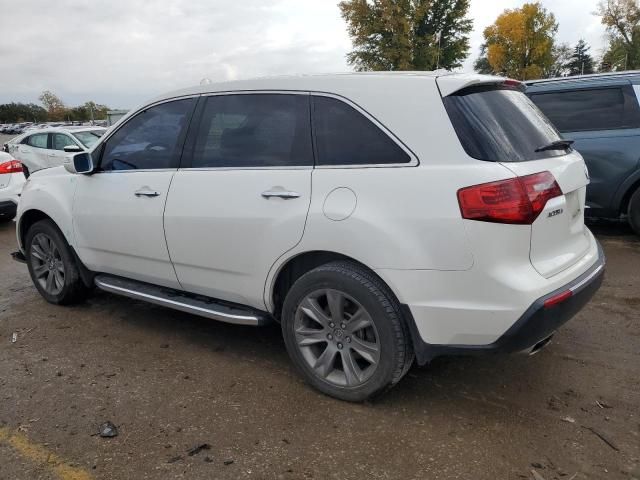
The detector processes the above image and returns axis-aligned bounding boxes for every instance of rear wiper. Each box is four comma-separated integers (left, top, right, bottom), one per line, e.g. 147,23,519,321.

535,139,574,153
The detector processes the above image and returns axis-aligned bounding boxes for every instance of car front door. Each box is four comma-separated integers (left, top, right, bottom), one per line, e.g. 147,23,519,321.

163,93,313,308
49,133,80,167
73,97,197,288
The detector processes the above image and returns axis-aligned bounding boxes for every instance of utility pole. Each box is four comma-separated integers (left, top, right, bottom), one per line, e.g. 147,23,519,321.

435,31,442,70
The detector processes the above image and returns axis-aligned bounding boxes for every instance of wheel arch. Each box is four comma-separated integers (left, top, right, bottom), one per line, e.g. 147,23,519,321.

619,176,640,217
18,209,59,250
266,250,409,323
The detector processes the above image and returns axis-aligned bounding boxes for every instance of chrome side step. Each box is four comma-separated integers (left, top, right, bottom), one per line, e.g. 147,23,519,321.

94,274,270,326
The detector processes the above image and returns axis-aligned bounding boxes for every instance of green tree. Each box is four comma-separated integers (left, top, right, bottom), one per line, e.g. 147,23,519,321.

547,43,572,77
0,103,48,123
597,0,640,70
565,39,595,75
473,44,494,74
480,2,558,80
339,0,473,71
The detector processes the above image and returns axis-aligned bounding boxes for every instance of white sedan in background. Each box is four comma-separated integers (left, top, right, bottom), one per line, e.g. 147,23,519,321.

7,127,106,176
0,151,25,222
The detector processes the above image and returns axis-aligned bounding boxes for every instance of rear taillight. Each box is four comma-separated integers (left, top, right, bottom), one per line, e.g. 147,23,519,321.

0,160,23,174
457,171,562,225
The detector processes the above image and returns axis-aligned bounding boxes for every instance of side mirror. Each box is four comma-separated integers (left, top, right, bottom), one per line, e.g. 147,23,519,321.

63,144,83,153
63,152,94,174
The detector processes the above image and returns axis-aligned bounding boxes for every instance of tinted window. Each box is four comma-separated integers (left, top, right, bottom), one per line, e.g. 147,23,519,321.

101,98,195,171
313,96,410,165
52,133,77,151
191,94,312,168
27,133,48,149
443,85,566,162
529,87,640,132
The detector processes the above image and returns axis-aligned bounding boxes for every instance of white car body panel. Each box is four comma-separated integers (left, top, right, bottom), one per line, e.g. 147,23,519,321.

164,169,312,308
72,171,180,289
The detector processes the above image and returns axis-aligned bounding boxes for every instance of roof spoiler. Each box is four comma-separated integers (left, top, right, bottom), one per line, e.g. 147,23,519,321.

436,74,517,97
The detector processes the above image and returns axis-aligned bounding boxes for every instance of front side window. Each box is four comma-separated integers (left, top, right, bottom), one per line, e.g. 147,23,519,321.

27,133,48,149
52,133,77,151
100,98,195,171
312,96,410,166
191,94,313,168
73,130,105,149
529,87,640,132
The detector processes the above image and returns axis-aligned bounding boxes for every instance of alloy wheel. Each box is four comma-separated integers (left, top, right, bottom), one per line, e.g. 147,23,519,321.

30,233,65,295
294,289,380,387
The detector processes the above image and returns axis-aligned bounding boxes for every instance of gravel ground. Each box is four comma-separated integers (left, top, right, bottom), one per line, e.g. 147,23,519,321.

0,220,638,480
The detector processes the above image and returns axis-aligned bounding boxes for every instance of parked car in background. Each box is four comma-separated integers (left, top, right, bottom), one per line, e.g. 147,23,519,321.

7,126,106,176
526,72,640,235
0,151,26,222
14,73,604,401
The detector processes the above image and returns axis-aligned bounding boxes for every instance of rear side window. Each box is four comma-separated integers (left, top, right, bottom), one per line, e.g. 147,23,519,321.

27,133,48,149
100,98,195,171
191,94,313,168
312,96,410,166
443,85,565,162
529,87,640,132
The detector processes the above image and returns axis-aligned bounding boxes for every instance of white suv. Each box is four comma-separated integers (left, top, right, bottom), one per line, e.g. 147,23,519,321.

13,73,605,401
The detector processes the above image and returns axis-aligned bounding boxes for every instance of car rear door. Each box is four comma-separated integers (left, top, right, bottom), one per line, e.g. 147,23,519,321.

15,133,49,172
528,82,640,216
73,97,197,289
163,93,313,309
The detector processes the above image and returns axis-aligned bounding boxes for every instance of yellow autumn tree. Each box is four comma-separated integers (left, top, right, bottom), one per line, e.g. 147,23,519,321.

482,2,558,80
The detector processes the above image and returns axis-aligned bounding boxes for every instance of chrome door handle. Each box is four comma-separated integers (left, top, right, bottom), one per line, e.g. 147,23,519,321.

134,189,160,198
261,190,301,200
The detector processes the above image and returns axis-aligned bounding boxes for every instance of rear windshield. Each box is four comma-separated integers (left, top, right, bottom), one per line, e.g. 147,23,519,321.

443,85,567,162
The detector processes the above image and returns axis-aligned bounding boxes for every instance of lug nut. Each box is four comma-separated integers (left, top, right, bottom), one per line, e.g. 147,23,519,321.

327,333,333,340
329,322,335,328
341,323,346,329
337,343,343,350
346,337,351,343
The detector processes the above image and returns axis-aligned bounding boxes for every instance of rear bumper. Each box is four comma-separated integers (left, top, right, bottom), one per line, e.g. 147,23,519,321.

0,200,17,219
402,242,605,364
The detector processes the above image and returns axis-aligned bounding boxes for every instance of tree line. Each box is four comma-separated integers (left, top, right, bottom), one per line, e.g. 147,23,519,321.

339,0,640,80
0,90,109,123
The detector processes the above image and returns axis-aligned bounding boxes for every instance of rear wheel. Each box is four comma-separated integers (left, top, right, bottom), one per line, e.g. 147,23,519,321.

25,219,89,305
281,261,414,402
628,188,640,236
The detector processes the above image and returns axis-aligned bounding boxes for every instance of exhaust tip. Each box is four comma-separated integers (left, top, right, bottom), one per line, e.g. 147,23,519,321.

529,334,554,355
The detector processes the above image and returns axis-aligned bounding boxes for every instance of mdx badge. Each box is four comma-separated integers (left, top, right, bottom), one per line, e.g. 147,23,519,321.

548,208,563,218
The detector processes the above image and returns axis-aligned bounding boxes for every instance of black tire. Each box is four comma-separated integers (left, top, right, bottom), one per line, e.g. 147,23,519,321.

25,219,89,305
281,261,414,402
629,188,640,236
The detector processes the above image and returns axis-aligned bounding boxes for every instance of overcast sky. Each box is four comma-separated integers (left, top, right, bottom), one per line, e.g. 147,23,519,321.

0,0,608,109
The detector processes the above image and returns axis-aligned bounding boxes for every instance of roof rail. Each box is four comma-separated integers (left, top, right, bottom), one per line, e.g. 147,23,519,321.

525,70,640,85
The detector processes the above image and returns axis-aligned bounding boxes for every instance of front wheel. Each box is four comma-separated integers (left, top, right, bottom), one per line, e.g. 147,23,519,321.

25,219,90,305
628,188,640,236
281,261,414,402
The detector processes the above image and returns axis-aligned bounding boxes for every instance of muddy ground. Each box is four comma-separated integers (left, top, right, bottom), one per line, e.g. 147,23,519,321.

0,220,638,480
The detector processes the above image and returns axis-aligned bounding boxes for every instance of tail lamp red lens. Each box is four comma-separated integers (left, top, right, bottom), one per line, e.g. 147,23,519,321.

0,160,23,174
457,171,562,225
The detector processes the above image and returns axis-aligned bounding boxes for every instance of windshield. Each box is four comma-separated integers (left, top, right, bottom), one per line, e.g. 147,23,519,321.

443,85,568,162
72,130,105,149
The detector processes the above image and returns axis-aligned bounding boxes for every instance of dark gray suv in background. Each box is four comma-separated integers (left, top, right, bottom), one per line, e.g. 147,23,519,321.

526,72,640,235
